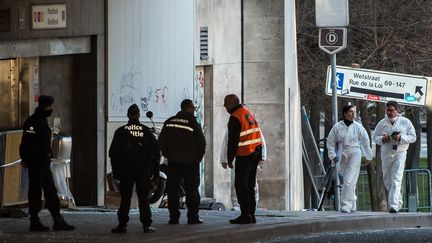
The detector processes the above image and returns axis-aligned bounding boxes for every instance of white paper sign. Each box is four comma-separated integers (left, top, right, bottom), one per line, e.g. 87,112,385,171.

316,0,349,27
32,4,66,29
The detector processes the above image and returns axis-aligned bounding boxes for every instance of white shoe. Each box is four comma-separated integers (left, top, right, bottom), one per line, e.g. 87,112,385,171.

231,205,240,211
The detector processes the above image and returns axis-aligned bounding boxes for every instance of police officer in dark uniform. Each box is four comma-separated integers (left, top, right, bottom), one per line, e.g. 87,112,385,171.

109,104,160,233
19,95,75,232
158,99,206,224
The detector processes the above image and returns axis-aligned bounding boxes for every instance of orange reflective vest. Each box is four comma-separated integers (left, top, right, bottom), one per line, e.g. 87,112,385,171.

231,106,263,156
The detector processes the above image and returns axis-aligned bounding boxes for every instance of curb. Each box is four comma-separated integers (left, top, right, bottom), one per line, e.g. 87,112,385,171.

151,213,432,242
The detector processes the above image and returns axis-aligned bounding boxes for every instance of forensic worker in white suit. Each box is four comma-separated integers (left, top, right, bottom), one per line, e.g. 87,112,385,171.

372,101,416,213
327,105,373,213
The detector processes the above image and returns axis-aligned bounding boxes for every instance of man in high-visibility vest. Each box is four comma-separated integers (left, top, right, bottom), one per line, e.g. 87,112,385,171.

220,128,267,211
224,94,263,224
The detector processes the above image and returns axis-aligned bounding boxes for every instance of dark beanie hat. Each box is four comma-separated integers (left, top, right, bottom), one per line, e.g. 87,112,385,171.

38,95,54,108
127,104,140,116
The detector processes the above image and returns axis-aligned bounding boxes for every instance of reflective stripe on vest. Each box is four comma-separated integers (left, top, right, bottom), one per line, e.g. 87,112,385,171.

231,106,263,156
239,127,261,137
238,137,263,146
166,123,194,132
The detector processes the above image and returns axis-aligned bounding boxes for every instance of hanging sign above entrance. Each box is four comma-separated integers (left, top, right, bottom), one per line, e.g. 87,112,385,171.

31,4,67,29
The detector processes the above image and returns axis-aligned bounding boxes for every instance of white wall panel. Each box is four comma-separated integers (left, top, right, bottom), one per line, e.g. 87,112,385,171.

108,0,194,121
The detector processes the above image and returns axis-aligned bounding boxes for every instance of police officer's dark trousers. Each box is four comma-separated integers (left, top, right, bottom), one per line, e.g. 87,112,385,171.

167,161,200,221
118,170,152,227
234,147,261,218
28,163,61,220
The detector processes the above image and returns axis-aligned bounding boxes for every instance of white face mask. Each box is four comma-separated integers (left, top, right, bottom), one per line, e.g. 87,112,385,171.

389,117,397,123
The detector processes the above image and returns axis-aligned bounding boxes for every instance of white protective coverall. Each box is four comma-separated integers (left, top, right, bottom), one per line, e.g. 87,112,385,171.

220,129,267,208
327,120,373,212
372,115,416,211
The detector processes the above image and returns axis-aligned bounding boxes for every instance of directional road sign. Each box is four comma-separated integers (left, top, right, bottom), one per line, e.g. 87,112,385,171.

325,66,430,106
319,28,347,55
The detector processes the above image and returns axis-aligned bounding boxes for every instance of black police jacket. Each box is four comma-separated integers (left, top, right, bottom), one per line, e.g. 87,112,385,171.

109,120,160,178
19,108,52,167
158,111,206,164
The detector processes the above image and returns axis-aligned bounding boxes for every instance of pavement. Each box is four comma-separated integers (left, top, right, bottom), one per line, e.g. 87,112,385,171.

1,207,432,242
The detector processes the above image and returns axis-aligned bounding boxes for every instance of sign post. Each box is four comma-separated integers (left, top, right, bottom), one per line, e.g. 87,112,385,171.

316,0,349,212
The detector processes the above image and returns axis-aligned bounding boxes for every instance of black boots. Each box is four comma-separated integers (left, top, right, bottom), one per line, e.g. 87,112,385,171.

111,223,156,233
168,218,179,224
111,223,127,233
53,214,75,231
229,215,254,224
29,218,49,232
389,208,398,213
30,214,75,232
187,218,204,224
143,226,156,233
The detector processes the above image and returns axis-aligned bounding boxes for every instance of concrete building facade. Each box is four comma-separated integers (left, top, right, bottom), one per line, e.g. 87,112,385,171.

0,0,303,210
0,0,105,206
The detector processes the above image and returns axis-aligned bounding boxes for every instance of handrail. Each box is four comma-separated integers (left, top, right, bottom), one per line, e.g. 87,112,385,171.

404,168,432,174
0,158,71,168
0,159,22,168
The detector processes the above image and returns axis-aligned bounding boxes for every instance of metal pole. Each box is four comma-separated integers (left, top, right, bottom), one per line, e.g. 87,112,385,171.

240,0,244,103
331,53,341,211
331,54,338,124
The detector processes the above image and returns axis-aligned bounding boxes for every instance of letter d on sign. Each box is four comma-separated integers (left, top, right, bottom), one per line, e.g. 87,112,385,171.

326,32,338,44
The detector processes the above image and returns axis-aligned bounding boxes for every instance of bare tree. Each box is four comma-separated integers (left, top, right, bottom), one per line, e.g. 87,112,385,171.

296,0,432,211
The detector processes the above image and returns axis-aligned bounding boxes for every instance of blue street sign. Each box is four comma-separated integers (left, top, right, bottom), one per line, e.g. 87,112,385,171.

405,94,416,102
330,72,344,91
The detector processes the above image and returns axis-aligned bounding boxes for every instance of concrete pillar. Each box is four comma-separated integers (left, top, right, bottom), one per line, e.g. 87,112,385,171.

95,34,105,206
285,0,304,210
196,0,303,210
244,0,302,209
196,0,242,207
243,0,284,210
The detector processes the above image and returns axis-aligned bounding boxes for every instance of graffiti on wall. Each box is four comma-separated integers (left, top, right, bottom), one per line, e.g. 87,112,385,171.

154,86,168,110
110,66,141,112
194,66,205,194
194,67,205,126
110,65,194,120
139,89,153,112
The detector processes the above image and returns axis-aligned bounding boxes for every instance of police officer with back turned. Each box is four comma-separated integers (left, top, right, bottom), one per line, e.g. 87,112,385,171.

158,99,206,225
109,104,160,233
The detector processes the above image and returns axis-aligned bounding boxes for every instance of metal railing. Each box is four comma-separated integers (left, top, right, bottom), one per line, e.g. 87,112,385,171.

356,169,432,212
401,169,432,212
356,171,370,211
0,159,22,168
